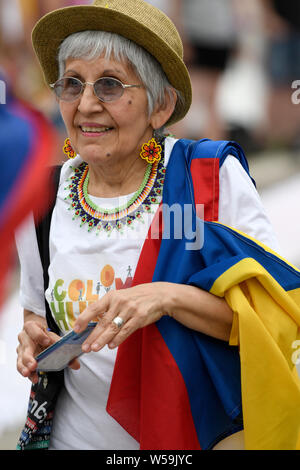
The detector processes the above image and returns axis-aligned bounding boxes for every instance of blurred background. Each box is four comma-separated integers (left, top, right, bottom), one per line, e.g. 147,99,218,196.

1,0,300,449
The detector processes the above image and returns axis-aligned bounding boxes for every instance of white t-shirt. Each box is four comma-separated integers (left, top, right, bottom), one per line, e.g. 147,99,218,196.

15,137,279,450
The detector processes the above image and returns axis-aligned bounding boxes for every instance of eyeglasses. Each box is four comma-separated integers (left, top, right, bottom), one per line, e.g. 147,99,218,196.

50,76,142,102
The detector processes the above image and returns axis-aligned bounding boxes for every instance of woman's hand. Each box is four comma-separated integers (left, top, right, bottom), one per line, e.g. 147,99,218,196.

73,282,233,352
17,311,80,384
73,282,170,352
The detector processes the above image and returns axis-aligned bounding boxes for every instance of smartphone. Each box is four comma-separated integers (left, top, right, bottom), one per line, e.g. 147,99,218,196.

35,322,97,372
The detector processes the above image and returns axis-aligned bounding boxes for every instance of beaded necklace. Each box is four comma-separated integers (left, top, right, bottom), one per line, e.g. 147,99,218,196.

64,140,166,235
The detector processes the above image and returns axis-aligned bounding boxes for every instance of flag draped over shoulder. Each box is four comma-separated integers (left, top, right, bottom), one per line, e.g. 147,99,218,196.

107,139,300,450
210,230,300,450
185,222,300,450
0,83,58,305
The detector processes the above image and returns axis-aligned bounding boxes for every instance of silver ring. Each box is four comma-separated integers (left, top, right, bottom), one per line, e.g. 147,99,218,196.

112,316,124,329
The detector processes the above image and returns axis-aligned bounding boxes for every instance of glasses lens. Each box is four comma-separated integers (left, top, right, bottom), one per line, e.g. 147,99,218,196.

94,77,123,102
54,77,82,101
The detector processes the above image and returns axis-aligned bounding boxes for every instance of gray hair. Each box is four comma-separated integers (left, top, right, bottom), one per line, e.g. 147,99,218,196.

57,30,181,134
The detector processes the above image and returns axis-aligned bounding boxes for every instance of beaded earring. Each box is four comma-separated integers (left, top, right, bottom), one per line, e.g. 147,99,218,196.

63,138,76,159
140,137,162,164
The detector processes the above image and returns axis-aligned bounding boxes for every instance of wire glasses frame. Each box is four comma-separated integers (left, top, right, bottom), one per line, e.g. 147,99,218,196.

50,76,142,102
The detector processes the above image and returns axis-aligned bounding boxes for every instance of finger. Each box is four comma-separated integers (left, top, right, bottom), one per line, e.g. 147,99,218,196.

47,331,62,345
81,309,125,352
25,332,60,369
17,354,28,378
18,330,60,374
73,295,110,333
104,308,153,350
22,352,37,371
23,321,52,347
17,352,37,379
28,371,39,385
17,332,38,370
107,318,138,349
81,321,104,352
89,315,130,352
81,310,114,345
68,358,81,370
17,329,35,351
107,319,137,349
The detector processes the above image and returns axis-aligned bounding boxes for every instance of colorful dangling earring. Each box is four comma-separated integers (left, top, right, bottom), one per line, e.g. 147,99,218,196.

140,137,162,164
63,138,76,159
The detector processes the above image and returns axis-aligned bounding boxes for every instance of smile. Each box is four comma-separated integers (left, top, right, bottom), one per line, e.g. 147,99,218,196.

80,126,113,133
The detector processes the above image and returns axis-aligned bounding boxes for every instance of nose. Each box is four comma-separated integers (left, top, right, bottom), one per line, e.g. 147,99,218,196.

77,82,104,115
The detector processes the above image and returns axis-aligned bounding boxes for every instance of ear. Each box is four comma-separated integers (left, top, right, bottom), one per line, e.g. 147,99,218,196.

150,88,177,130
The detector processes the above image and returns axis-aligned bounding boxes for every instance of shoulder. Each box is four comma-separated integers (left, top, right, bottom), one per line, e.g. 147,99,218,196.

220,154,254,184
219,156,280,251
219,154,259,207
167,137,255,188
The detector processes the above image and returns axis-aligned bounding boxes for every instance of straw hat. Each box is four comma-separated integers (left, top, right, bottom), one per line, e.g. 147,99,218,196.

31,0,192,125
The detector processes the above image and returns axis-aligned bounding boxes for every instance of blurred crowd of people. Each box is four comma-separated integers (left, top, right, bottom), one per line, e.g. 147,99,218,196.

1,0,300,156
152,0,300,153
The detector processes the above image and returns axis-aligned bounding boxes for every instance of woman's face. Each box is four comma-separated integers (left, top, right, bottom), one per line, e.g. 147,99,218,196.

59,54,154,167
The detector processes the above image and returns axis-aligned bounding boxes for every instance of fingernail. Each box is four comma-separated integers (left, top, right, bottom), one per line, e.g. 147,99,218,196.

73,325,80,333
43,338,50,346
91,343,100,351
82,343,90,352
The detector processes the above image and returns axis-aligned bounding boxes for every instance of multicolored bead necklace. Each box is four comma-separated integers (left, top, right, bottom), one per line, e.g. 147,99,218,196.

64,140,166,235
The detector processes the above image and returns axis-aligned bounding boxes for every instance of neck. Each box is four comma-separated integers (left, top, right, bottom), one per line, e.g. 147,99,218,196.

87,154,149,198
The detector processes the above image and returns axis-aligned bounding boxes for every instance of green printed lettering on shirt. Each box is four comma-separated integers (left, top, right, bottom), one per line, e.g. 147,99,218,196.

53,279,67,302
50,301,69,330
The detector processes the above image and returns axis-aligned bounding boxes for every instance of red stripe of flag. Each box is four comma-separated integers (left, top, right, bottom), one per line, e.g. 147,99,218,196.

190,158,219,221
107,205,201,449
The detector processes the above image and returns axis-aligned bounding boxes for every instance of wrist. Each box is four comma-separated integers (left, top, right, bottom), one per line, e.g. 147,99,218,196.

158,282,181,318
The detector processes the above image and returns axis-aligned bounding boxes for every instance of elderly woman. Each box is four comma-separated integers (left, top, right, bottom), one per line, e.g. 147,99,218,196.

15,0,300,452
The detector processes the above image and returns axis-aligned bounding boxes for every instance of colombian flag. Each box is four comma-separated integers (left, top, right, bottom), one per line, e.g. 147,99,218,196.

0,80,58,305
107,139,300,450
